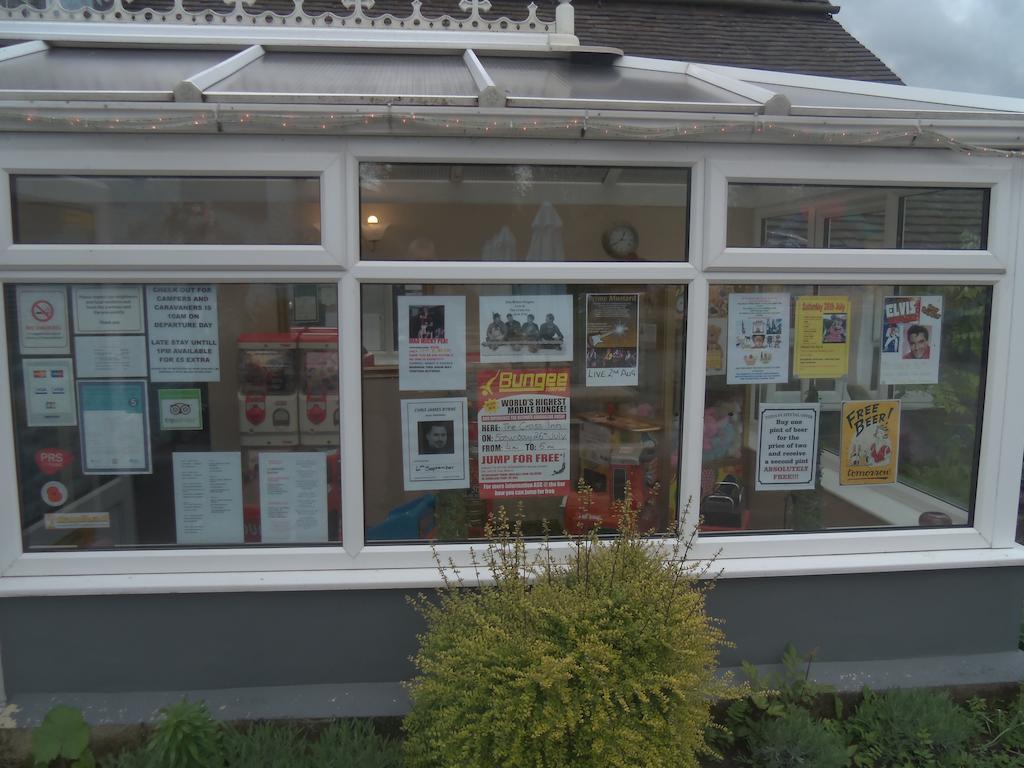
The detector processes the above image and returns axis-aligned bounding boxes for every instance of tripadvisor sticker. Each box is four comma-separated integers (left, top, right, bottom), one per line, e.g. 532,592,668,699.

159,388,203,431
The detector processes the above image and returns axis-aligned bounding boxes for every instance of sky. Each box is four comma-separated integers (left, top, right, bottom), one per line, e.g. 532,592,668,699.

834,0,1024,99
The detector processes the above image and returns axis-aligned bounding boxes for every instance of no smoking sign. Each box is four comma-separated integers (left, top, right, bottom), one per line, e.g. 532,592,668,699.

31,300,55,323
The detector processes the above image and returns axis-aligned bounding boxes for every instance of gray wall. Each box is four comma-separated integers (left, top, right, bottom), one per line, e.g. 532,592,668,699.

1,566,1022,696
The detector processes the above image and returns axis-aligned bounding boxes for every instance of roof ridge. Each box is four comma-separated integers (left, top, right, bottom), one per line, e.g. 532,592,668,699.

580,0,840,14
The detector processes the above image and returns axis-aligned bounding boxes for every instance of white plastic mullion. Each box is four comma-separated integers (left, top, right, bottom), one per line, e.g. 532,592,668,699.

352,261,698,284
339,272,366,555
708,249,1005,275
0,286,23,577
679,274,708,537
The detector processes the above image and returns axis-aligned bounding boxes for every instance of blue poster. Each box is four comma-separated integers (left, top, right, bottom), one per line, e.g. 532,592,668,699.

77,380,152,475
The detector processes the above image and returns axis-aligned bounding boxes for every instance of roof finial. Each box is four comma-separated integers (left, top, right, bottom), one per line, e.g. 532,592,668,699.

458,0,492,21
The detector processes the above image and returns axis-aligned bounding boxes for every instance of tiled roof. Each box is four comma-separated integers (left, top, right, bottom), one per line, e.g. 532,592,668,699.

358,1,902,84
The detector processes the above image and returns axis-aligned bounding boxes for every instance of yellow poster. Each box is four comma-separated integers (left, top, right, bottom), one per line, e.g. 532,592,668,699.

840,400,900,486
794,296,850,378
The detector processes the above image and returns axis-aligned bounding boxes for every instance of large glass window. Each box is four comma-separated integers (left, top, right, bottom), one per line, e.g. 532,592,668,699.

11,176,321,245
359,163,689,262
361,283,685,541
701,284,991,533
727,184,988,249
5,282,341,550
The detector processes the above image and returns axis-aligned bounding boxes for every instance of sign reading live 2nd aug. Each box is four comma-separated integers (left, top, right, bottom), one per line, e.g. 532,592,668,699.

477,368,570,499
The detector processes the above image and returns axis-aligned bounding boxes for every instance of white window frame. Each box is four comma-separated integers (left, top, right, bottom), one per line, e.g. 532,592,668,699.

0,135,1020,594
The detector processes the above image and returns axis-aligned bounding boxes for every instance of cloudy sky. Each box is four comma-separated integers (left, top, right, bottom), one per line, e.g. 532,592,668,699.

835,0,1024,98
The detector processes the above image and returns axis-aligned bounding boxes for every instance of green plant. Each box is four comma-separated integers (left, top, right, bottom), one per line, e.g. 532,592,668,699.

145,700,223,768
745,706,850,768
713,644,839,758
962,688,1024,767
99,747,148,768
403,487,740,768
222,722,304,768
845,687,979,767
309,720,404,768
31,705,95,768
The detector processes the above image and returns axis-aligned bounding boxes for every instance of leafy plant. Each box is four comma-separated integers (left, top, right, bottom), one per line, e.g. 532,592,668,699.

403,485,741,768
145,700,223,768
745,706,850,768
309,720,404,768
222,722,304,768
961,688,1024,767
99,747,148,768
845,687,978,767
31,705,95,768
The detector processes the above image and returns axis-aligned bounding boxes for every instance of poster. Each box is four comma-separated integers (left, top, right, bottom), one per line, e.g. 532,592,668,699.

146,284,221,382
72,285,144,334
479,294,573,363
45,512,110,530
794,295,850,378
880,295,942,385
23,357,76,427
159,388,203,431
706,317,726,376
585,293,639,387
839,399,901,486
17,285,70,355
398,295,466,391
727,293,790,384
173,452,244,545
400,398,470,491
77,380,152,475
74,335,148,378
477,368,570,499
258,452,328,543
755,403,820,491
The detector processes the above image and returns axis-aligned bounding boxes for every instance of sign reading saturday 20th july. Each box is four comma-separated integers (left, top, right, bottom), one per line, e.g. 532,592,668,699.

146,285,221,382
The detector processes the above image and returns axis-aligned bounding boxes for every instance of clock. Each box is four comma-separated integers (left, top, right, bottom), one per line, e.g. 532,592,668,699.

601,223,639,259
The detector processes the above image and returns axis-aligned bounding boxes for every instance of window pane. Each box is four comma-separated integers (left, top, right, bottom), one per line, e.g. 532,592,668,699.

12,176,321,245
361,283,685,541
702,284,990,533
5,282,341,550
727,184,988,249
359,163,689,262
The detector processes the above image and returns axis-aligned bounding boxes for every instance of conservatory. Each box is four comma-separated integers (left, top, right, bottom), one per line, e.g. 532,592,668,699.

0,0,1023,722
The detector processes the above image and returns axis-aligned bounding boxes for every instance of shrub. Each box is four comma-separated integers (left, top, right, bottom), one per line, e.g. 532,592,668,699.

309,720,404,768
145,700,223,768
746,706,850,768
403,490,740,768
845,687,979,767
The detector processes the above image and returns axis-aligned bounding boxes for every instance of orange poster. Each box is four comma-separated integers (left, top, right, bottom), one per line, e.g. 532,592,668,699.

839,399,900,486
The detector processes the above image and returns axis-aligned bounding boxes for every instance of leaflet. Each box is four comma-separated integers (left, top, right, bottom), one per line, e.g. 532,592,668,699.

755,403,820,491
839,399,901,486
879,295,943,385
477,368,570,499
479,295,573,364
23,357,77,427
794,295,850,378
72,285,144,334
585,293,639,387
398,295,466,391
173,452,244,545
727,293,790,384
400,398,470,491
146,284,221,382
75,335,148,378
258,452,328,543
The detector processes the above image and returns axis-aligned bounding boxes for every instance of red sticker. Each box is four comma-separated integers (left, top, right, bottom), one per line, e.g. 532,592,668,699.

35,448,73,476
41,480,68,508
306,395,327,425
245,396,266,426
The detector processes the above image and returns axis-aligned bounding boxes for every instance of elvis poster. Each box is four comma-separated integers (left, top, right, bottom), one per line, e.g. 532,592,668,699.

879,295,942,385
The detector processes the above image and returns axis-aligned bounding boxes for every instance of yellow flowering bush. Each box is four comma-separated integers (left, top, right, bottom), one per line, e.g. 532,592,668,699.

403,487,739,768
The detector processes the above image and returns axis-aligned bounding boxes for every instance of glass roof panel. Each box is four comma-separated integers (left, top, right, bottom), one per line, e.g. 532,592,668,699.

481,56,756,107
746,81,1001,113
0,47,231,98
209,51,478,102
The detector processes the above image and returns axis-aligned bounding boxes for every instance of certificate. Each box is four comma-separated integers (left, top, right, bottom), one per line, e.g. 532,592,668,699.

77,380,152,475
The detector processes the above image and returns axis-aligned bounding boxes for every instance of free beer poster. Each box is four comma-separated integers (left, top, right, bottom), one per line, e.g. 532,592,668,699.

477,368,570,499
880,295,942,385
840,399,901,486
794,295,850,378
